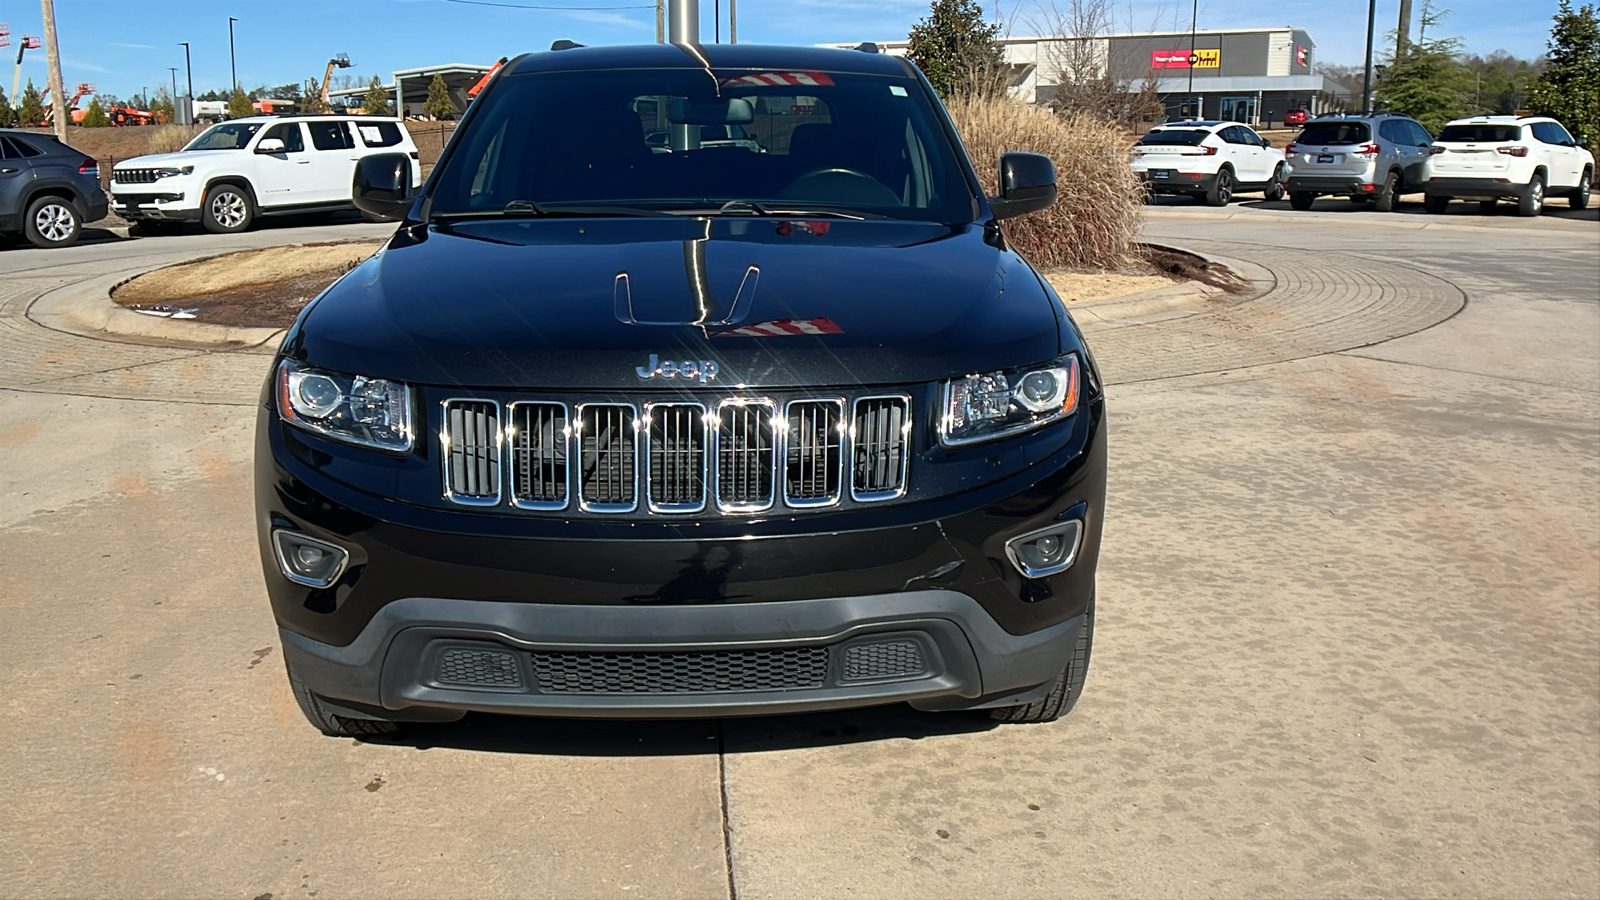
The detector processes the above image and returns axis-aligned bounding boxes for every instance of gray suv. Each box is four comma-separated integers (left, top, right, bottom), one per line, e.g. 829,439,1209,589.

1284,114,1434,211
0,129,107,248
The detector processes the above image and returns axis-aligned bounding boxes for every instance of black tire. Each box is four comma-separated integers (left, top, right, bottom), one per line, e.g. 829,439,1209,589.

201,182,255,233
1424,194,1450,214
1263,165,1286,201
1373,170,1401,212
1289,191,1315,211
1517,172,1545,217
287,662,400,738
991,601,1094,724
1478,200,1499,212
23,195,82,248
1571,169,1592,209
1205,167,1233,206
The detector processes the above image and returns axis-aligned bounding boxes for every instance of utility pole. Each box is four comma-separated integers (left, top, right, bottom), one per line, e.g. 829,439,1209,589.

1186,0,1198,115
729,0,736,43
228,17,238,90
40,0,67,140
1361,0,1376,113
1396,0,1413,61
655,0,664,43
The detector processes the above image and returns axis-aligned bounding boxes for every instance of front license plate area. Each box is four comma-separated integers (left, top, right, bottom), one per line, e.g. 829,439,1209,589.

1316,154,1337,164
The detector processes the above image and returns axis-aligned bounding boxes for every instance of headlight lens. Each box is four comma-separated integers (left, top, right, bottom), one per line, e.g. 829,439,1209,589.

155,166,195,177
940,354,1080,446
277,360,412,452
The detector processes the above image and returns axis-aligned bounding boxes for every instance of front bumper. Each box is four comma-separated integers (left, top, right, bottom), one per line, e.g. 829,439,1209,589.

111,190,200,221
1422,176,1527,199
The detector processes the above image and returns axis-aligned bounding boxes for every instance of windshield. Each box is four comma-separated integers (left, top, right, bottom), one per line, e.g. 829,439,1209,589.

429,68,976,222
1296,122,1370,145
184,122,262,151
1437,124,1521,143
1138,129,1209,146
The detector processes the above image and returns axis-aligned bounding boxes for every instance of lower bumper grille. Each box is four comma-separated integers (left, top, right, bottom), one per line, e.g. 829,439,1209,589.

529,647,830,694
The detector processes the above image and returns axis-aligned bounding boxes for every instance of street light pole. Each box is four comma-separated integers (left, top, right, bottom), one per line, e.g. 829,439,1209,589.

168,66,178,119
228,17,238,91
1360,0,1376,113
1186,0,1198,113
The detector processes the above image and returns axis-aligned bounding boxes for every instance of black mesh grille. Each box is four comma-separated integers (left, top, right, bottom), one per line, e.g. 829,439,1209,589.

717,403,776,509
444,400,500,501
530,647,829,694
841,640,926,681
647,404,707,511
510,402,568,507
579,404,636,509
785,400,843,505
852,397,909,498
436,648,523,688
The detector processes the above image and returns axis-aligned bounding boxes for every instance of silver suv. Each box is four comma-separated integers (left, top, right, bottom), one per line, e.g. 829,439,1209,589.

1284,114,1434,211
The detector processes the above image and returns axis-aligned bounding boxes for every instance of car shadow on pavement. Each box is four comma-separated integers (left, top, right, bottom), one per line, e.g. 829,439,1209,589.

362,704,998,756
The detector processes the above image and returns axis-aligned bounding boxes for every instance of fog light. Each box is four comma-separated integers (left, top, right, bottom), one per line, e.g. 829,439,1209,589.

271,530,349,588
1004,520,1083,579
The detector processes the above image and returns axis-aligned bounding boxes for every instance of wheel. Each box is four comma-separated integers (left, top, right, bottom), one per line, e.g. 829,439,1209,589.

991,601,1094,723
1289,191,1315,211
1478,200,1499,212
1571,169,1592,209
1205,167,1233,206
201,183,254,233
287,661,400,738
1517,172,1545,217
23,195,82,248
1262,165,1285,201
1373,170,1401,212
1424,194,1450,214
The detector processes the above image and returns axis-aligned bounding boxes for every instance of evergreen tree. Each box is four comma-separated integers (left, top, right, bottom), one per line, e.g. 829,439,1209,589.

0,86,12,127
18,80,46,126
302,78,329,114
1374,2,1472,133
149,88,176,124
362,75,394,116
227,86,254,119
906,0,1007,99
424,73,454,120
81,97,110,127
1531,0,1600,148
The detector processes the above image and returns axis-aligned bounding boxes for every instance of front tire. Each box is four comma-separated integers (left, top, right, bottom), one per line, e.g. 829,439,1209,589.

1263,165,1285,201
1373,171,1401,212
1290,191,1315,211
991,602,1095,724
287,662,400,738
202,183,254,233
1205,167,1234,207
1517,172,1545,217
1571,169,1592,209
23,196,82,248
1424,194,1450,214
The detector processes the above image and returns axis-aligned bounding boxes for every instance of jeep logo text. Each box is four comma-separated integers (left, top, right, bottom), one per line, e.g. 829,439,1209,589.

636,354,719,383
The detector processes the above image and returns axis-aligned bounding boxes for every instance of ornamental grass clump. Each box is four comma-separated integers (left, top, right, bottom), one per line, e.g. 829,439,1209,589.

946,94,1145,270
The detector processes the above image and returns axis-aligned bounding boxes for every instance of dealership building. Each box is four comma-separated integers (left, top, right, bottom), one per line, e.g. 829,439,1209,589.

825,27,1354,125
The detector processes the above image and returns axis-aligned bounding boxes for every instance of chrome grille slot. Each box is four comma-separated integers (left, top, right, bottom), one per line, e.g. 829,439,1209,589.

113,168,159,184
785,400,843,507
443,399,501,505
851,395,910,501
509,402,568,509
716,401,777,511
646,403,707,513
577,403,637,512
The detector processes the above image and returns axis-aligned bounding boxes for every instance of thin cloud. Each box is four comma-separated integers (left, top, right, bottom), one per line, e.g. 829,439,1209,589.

560,8,651,27
108,42,158,49
63,58,110,73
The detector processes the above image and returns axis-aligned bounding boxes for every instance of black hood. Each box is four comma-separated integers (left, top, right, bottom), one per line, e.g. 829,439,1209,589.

290,217,1065,390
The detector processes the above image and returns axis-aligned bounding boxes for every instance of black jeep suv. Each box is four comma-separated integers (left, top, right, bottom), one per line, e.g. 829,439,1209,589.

256,43,1107,736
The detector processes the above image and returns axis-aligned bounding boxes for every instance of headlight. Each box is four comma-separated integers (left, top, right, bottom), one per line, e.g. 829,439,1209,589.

155,166,194,178
276,360,412,452
940,354,1080,446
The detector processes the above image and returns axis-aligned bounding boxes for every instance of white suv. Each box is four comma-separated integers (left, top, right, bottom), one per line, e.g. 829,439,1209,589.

1130,120,1287,206
110,115,422,233
1422,115,1594,216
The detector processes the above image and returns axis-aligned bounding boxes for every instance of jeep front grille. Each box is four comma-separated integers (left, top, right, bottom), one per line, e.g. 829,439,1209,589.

442,399,501,505
113,168,160,184
441,392,910,515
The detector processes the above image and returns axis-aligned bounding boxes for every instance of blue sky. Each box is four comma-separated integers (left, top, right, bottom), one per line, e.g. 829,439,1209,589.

0,0,1561,102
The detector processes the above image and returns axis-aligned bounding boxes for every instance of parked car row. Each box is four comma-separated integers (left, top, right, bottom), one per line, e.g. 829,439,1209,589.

1132,113,1594,217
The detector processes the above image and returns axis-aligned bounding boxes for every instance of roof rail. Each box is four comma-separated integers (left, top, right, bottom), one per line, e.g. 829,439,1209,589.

550,39,584,51
854,42,879,53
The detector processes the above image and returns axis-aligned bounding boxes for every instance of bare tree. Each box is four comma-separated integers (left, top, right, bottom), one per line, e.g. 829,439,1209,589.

1030,0,1165,126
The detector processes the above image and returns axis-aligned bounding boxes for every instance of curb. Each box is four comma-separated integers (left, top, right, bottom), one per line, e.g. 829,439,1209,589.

29,268,287,351
1142,205,1598,235
1064,244,1275,327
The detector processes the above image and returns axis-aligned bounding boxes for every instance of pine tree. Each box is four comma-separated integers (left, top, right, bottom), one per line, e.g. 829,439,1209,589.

1374,2,1471,133
227,86,253,119
81,97,110,127
149,88,176,124
363,75,394,116
302,77,328,114
424,73,453,120
0,86,12,127
906,0,1007,99
18,80,46,126
1531,0,1600,148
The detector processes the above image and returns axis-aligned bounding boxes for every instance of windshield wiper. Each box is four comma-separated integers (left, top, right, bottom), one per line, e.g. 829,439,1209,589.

433,201,665,221
712,199,879,220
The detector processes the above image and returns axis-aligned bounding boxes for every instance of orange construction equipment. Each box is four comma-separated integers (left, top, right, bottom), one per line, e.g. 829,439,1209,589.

40,81,93,124
318,53,353,110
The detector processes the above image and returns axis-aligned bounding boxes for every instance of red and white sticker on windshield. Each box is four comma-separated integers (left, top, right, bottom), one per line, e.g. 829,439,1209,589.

721,71,836,88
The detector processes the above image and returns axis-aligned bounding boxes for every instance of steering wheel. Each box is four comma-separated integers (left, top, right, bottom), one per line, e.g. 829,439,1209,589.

781,167,901,206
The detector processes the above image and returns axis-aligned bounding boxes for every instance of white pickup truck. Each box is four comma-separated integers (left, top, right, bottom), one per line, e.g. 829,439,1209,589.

110,115,421,233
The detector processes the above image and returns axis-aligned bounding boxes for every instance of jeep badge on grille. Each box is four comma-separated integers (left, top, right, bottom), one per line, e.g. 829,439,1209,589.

636,354,719,383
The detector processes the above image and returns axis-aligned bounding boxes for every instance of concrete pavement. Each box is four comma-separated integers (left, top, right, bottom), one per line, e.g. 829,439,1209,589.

1,209,1596,898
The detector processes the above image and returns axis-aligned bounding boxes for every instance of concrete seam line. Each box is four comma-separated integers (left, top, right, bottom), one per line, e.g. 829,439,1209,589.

718,721,738,900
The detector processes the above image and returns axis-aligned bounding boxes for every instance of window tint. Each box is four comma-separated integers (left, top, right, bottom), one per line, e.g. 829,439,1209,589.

1,135,43,158
1243,128,1267,146
262,122,305,152
1378,120,1403,142
185,122,261,150
1137,129,1209,146
308,120,355,151
1532,121,1575,145
355,121,403,148
1297,122,1370,145
1407,122,1432,145
1220,127,1247,144
1549,122,1576,144
1437,124,1520,142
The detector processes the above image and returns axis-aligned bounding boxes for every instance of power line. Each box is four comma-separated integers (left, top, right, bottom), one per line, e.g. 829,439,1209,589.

439,0,654,9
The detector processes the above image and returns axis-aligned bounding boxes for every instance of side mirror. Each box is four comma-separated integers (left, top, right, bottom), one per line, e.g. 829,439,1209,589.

989,151,1057,221
255,138,285,154
353,153,413,221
